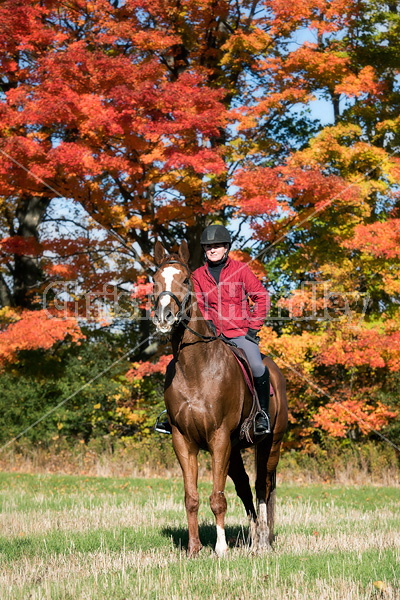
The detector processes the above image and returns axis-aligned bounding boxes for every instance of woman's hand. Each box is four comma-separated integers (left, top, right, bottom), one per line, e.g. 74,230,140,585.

245,328,260,344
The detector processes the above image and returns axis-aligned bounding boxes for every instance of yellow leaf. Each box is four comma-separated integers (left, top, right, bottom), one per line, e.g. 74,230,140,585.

373,581,389,592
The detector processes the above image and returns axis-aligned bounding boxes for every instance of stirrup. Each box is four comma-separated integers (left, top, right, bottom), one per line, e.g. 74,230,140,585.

155,410,172,435
254,411,271,436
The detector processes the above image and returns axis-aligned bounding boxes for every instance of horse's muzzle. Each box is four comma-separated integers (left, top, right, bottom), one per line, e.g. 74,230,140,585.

152,306,177,334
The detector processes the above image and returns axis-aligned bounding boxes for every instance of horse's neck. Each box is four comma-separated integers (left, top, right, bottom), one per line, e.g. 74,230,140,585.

189,295,211,334
171,290,211,358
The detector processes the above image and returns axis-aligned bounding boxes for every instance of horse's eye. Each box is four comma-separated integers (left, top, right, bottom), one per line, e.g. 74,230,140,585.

183,278,189,285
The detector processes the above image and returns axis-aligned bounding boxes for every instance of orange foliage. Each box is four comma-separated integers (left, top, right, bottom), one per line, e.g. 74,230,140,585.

0,310,84,365
335,66,384,98
344,220,400,259
0,0,399,448
314,399,398,438
318,322,400,372
131,278,153,300
229,250,268,280
126,354,173,381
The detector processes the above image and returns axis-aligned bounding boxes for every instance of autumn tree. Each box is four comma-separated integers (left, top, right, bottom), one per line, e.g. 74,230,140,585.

0,0,399,447
244,0,400,445
0,0,318,366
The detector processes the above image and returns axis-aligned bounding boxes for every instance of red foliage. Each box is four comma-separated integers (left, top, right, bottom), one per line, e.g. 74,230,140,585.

126,354,173,381
318,322,400,372
131,278,154,300
229,250,268,280
0,0,399,448
344,219,400,259
232,164,361,235
314,398,397,438
0,236,43,257
131,277,153,310
0,309,84,365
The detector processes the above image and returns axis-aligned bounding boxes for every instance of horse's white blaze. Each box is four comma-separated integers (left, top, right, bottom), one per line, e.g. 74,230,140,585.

160,266,181,309
215,525,228,557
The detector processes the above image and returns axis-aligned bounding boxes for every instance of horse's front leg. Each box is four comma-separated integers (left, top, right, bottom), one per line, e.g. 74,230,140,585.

172,429,201,557
209,429,232,557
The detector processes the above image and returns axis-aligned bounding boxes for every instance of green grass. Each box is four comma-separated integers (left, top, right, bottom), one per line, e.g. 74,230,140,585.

0,472,399,599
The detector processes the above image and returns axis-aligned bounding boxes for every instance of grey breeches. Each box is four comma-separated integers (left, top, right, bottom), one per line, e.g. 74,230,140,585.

229,336,266,378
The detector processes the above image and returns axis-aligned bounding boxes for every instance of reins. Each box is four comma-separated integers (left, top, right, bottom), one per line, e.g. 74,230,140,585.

153,258,218,342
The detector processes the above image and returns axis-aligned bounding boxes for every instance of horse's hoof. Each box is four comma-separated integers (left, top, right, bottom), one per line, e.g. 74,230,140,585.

188,543,202,558
255,523,272,553
257,537,272,552
215,546,228,558
249,520,258,548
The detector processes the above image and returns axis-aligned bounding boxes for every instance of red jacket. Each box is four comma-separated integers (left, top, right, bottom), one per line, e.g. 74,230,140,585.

192,257,270,338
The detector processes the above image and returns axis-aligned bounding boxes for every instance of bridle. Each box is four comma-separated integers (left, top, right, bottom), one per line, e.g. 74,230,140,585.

153,259,192,322
153,259,218,342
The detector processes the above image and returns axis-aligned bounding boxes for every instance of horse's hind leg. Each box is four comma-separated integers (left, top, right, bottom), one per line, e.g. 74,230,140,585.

267,486,276,544
228,447,257,547
209,429,232,557
255,435,281,549
172,430,201,557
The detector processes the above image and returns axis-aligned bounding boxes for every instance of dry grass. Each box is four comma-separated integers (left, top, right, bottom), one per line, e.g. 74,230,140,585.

0,443,182,479
1,441,399,486
0,472,399,599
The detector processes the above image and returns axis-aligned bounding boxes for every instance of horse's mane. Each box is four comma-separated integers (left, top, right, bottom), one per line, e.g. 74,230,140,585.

167,253,181,261
159,253,189,270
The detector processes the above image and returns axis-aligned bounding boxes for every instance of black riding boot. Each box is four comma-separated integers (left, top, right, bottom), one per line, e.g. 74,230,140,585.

155,410,172,435
253,368,271,435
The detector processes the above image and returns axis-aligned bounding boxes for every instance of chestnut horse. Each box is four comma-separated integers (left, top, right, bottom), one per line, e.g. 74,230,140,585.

152,241,288,556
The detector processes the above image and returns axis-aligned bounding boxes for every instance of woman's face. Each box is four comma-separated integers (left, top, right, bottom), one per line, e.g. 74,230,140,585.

204,243,228,263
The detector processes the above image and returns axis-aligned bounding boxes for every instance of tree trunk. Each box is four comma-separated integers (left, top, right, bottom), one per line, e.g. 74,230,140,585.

331,92,341,124
13,195,50,308
0,275,12,308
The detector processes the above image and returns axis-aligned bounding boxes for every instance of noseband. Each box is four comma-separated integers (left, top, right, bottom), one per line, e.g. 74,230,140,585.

153,259,217,341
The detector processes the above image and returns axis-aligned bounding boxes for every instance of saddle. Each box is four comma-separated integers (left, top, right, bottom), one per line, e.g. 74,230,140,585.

229,346,274,397
223,341,273,443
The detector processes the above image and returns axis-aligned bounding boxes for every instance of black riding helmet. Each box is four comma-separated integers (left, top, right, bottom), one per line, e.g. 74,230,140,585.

200,224,232,246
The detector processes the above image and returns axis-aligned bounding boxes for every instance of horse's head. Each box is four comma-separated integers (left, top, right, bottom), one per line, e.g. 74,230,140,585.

152,241,191,334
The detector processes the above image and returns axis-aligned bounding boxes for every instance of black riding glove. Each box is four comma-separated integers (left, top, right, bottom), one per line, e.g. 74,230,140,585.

245,328,260,344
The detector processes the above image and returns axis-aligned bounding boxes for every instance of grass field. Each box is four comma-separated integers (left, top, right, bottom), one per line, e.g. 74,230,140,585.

0,472,399,599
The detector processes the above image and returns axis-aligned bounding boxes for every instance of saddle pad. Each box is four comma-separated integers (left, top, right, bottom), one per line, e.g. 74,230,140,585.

229,346,274,397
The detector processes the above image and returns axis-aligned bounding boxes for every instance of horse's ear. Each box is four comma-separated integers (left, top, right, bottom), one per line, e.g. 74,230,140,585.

154,241,166,265
178,241,190,265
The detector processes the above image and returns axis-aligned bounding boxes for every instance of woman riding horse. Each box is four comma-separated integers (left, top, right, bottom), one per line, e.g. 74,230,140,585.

153,237,288,556
156,224,271,436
